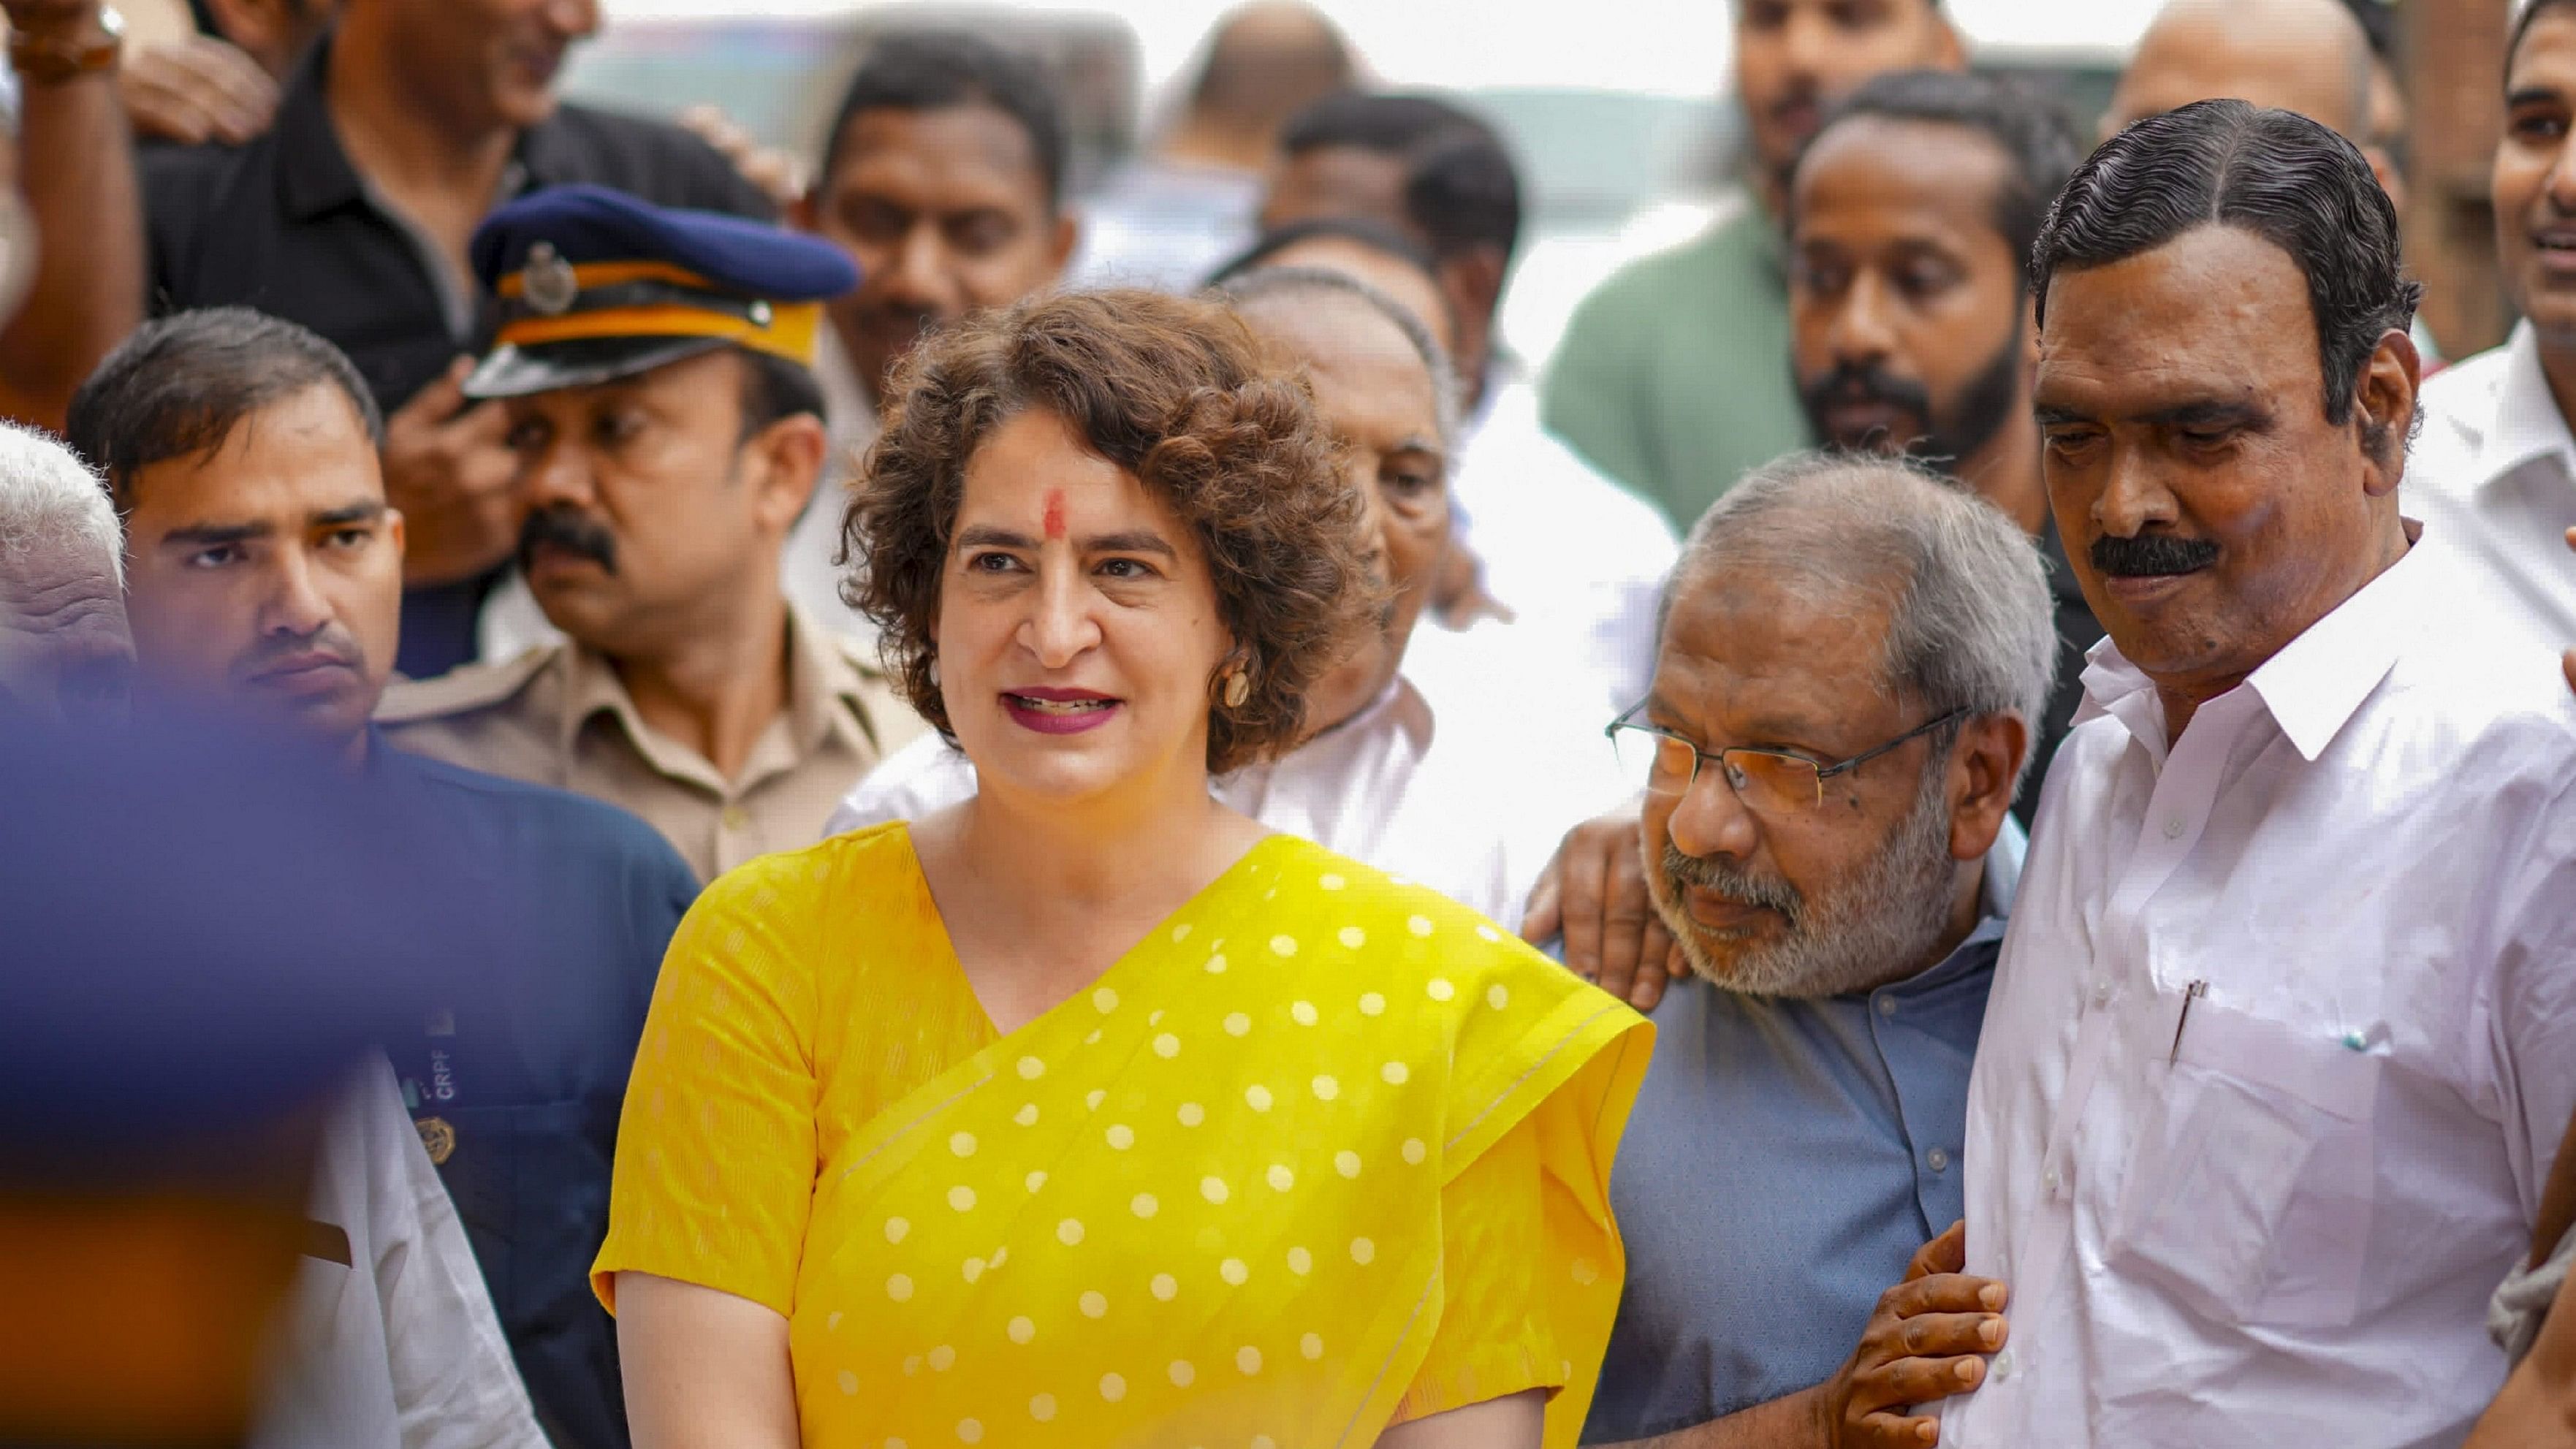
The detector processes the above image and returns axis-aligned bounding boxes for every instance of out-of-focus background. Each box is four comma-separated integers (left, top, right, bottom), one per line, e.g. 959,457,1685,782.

555,0,2512,368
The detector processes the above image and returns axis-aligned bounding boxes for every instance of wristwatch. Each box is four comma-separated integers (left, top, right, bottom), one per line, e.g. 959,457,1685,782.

7,5,125,85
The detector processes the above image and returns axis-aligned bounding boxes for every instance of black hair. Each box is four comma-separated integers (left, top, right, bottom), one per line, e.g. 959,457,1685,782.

2512,0,2576,77
816,30,1070,214
734,347,827,441
1204,215,1443,289
2031,99,2420,428
65,308,384,507
1277,90,1523,263
1801,69,2081,288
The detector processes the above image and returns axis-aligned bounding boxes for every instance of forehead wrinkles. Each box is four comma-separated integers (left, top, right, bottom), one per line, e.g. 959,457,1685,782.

2037,230,2318,408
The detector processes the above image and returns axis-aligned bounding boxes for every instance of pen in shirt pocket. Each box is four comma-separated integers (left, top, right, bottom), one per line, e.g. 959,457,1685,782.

2167,979,2209,1065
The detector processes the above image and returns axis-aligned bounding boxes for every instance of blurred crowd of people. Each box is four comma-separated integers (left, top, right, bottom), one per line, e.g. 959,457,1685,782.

0,0,2572,1445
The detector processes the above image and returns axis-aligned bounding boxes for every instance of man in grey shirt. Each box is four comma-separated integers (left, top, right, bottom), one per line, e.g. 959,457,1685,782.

1582,454,2056,1447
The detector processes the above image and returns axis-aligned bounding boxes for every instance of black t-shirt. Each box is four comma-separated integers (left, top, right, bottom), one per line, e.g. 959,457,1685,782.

140,34,772,680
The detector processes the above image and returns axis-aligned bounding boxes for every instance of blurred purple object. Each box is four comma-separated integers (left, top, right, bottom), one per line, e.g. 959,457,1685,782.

0,711,497,1174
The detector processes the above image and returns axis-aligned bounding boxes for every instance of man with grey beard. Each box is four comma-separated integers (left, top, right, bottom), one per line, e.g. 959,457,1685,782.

1584,452,2056,1448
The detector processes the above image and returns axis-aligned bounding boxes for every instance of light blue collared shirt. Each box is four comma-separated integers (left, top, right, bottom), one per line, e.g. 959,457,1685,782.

1582,834,2020,1443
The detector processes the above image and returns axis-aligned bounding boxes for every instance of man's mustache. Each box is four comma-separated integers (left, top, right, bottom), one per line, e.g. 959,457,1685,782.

518,506,618,575
1800,361,1931,446
2090,532,2220,578
1662,841,1802,929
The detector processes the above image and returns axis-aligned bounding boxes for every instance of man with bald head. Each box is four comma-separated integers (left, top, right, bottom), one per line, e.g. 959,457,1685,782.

1072,1,1353,289
2107,0,2377,162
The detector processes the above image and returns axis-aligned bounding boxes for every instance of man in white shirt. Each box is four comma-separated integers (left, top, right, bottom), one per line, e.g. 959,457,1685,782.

1947,99,2576,1448
832,267,1625,924
2411,0,2576,651
1255,90,1679,715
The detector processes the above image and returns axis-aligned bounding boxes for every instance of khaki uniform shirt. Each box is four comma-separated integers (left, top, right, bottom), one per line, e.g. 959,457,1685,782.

377,605,924,883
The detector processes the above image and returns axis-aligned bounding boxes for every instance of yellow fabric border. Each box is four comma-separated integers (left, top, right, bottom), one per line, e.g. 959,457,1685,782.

494,300,822,367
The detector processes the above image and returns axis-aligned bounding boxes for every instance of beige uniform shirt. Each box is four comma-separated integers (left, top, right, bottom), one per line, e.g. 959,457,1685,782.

377,605,923,883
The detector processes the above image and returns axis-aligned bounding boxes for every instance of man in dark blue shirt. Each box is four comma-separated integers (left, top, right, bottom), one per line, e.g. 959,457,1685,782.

1581,454,2047,1448
67,305,697,1449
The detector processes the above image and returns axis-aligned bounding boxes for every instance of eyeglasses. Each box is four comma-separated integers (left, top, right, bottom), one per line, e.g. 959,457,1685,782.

1606,702,1969,815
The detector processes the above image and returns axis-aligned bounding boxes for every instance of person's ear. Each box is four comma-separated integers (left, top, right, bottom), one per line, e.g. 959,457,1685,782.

2353,326,2421,496
1929,14,1969,72
742,412,828,532
385,507,407,565
1945,711,2026,862
1044,211,1080,284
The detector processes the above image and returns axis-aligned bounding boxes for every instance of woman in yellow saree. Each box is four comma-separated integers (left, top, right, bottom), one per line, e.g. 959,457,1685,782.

596,289,1651,1448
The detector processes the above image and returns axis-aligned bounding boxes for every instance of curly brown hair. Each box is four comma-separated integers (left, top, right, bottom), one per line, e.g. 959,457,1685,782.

843,289,1386,775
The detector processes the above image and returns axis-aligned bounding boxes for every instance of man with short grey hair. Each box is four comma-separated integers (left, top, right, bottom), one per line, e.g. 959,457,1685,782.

1584,452,2051,1448
0,418,131,724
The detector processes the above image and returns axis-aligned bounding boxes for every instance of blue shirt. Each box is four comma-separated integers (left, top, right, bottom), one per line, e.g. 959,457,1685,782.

374,742,698,1449
1582,863,2016,1443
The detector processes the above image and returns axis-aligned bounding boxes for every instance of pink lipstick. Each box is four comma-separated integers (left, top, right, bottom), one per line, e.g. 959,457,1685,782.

1002,686,1120,735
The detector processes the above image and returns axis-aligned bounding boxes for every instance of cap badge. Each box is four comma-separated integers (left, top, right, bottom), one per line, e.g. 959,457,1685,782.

523,241,579,316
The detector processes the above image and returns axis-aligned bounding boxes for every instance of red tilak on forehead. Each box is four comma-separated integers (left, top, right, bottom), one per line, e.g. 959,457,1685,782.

1043,489,1067,541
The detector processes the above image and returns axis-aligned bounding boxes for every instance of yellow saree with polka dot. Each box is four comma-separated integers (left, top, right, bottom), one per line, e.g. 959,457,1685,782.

596,824,1651,1448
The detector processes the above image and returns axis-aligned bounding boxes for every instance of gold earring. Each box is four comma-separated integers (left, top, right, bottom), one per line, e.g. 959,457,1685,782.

1223,670,1250,708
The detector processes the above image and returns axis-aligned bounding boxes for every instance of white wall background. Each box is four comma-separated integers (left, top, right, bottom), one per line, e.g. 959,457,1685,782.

598,0,2164,99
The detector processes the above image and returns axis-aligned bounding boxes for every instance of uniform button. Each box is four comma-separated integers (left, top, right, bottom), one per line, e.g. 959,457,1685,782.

2042,1165,2061,1195
1991,1348,2015,1381
1876,996,1897,1018
721,805,751,832
1928,1148,1950,1172
2091,979,2111,1007
2162,814,2186,840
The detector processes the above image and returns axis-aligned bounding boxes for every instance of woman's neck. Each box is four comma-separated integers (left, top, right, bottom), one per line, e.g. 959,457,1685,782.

924,748,1261,1035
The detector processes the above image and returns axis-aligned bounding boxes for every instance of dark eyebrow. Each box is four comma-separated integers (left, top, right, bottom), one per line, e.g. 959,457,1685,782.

2138,398,2271,430
954,525,1039,552
314,502,387,528
2507,86,2565,109
1388,437,1445,463
158,520,273,547
2032,406,2095,429
1082,530,1178,560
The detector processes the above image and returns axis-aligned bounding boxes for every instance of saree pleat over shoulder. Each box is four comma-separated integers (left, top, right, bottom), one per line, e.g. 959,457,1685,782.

597,824,1652,1448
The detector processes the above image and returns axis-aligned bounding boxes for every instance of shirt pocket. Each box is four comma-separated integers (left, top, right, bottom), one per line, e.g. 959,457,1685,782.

2108,999,2381,1328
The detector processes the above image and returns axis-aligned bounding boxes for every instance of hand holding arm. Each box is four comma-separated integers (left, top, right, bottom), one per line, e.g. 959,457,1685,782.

1598,1223,2007,1449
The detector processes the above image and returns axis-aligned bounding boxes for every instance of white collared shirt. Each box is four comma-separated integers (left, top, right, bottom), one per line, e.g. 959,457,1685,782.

2409,322,2576,646
1946,542,2576,1448
251,1055,544,1449
1440,373,1680,718
824,664,1630,927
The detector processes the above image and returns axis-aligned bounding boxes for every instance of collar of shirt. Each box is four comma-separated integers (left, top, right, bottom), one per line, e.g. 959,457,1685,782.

2472,322,2576,490
2071,541,2430,768
272,30,577,224
555,604,876,796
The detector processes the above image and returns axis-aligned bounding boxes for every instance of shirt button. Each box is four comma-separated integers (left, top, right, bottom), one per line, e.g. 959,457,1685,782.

1928,1148,1950,1172
1991,1348,2015,1381
2162,814,2186,840
2043,1165,2061,1195
721,805,751,832
1876,996,1897,1018
2091,979,2112,1008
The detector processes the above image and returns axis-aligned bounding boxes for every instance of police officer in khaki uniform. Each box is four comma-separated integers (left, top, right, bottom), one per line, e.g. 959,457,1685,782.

380,185,922,882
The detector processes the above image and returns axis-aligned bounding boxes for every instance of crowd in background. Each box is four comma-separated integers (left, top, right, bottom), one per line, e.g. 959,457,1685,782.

1,0,2574,1445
